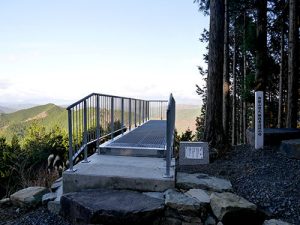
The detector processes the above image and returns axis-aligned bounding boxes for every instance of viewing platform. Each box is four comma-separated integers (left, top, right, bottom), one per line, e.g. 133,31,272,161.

62,93,176,193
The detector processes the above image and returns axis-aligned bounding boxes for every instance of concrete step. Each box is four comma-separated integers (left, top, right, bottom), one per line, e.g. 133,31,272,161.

280,139,300,159
100,146,165,157
63,154,175,193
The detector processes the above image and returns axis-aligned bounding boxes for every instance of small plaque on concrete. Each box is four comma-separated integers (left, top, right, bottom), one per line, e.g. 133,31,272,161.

179,142,209,166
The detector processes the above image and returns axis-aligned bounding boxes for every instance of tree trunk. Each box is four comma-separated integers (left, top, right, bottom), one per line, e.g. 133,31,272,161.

255,0,267,91
204,0,225,149
232,25,237,145
223,0,230,140
277,21,285,128
240,93,243,143
286,0,299,128
243,11,247,143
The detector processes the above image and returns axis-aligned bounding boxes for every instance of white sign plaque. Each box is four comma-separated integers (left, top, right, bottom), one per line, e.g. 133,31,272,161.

255,91,264,149
185,146,204,159
179,142,209,165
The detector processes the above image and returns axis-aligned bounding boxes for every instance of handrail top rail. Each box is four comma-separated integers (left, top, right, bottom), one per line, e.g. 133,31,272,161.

67,92,168,110
148,100,168,102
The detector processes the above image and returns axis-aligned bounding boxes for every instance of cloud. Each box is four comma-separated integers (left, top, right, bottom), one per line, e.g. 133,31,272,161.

0,79,12,89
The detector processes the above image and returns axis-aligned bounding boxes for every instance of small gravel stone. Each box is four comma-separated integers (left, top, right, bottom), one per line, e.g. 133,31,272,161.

0,206,70,225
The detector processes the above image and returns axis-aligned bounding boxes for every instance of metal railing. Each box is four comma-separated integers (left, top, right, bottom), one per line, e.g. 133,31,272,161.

148,100,168,120
164,94,176,178
67,93,167,171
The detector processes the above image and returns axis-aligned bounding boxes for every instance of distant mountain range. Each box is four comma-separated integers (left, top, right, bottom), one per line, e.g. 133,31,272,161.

0,103,200,142
0,106,17,114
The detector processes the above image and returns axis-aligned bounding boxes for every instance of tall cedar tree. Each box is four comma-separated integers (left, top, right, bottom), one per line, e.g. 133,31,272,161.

286,0,299,128
255,0,267,91
204,0,226,149
222,0,230,139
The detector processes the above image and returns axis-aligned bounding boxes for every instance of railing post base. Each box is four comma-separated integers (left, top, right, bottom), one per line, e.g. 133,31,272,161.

163,174,173,178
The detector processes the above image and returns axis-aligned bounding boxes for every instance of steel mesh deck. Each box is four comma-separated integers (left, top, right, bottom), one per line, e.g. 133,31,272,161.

106,120,166,149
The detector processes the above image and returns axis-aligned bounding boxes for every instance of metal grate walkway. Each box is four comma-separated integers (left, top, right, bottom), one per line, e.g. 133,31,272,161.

100,120,166,157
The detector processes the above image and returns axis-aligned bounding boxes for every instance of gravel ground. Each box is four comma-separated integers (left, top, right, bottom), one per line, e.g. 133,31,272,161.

0,205,70,225
178,144,300,224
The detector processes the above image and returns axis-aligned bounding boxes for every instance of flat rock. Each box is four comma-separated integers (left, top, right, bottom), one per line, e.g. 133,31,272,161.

143,191,165,200
280,139,300,159
0,198,11,206
60,189,164,225
210,192,265,225
48,200,61,215
55,185,63,201
42,192,57,204
177,173,232,192
185,189,210,205
51,177,62,192
165,189,202,213
10,186,48,207
204,216,216,225
263,219,293,225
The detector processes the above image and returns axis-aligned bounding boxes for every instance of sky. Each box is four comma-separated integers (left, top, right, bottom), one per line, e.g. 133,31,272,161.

0,0,209,106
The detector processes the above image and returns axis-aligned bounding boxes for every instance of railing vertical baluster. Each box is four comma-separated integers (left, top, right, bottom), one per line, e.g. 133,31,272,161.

96,95,100,154
129,99,132,130
111,97,114,139
83,100,88,162
139,100,141,125
121,98,124,135
68,109,74,171
160,101,162,120
134,100,137,127
147,101,149,121
142,101,145,123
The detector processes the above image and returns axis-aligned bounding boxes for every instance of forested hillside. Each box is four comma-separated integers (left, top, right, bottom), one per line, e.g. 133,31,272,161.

0,104,67,142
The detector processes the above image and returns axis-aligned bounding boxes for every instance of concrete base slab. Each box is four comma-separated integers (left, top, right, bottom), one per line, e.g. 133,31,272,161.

63,154,175,193
246,128,300,147
280,139,300,159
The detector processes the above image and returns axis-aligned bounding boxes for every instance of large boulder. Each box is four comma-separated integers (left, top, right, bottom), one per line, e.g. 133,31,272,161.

10,186,48,207
210,192,265,225
60,189,164,225
177,173,232,192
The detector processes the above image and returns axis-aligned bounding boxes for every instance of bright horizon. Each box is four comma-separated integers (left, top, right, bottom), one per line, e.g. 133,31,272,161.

0,1,208,107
